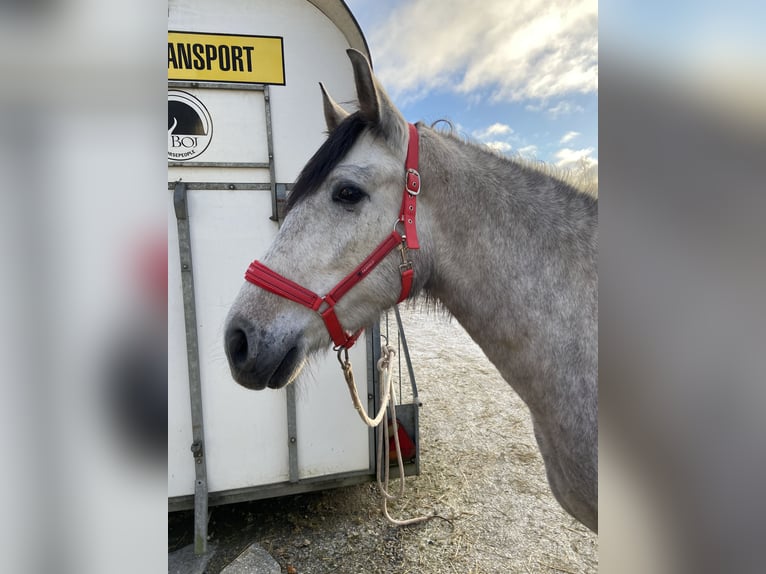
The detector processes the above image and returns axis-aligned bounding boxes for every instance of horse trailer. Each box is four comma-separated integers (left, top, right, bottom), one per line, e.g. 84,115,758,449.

168,0,420,553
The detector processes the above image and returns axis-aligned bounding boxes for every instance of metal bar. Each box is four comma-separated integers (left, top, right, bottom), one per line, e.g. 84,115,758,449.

286,384,299,483
392,307,421,476
412,400,421,475
367,324,380,473
173,181,209,555
397,315,403,400
168,161,270,169
169,470,376,512
393,305,419,403
169,80,267,92
274,183,288,221
371,323,385,475
263,85,279,222
166,182,273,191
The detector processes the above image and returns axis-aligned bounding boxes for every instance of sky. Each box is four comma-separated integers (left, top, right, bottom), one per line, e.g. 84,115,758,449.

344,0,598,183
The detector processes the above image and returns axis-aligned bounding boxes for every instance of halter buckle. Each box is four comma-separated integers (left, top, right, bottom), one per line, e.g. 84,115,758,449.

406,169,421,196
398,241,413,272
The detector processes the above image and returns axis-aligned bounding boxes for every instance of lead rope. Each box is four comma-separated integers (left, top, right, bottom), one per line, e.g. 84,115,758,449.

338,345,435,526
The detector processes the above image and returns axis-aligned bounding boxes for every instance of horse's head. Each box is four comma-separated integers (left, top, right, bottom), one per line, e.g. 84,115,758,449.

224,49,419,390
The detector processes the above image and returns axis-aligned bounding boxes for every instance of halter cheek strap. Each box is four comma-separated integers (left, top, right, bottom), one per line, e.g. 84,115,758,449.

244,123,421,350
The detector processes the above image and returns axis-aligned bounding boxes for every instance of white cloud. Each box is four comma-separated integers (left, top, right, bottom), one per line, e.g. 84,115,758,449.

485,141,513,153
472,122,513,141
472,122,518,155
555,147,598,192
559,131,580,144
547,100,585,118
555,147,598,169
369,0,597,104
517,144,538,158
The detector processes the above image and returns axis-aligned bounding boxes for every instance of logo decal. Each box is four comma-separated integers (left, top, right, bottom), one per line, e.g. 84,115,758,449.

168,90,213,161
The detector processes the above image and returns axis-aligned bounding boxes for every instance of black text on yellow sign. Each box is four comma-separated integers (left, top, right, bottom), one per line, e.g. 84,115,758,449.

168,31,285,85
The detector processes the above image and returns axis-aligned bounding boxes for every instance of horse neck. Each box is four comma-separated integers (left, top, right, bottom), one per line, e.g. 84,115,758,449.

415,128,598,401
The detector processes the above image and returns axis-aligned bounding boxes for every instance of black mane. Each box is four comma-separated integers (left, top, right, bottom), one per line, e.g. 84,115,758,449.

287,112,375,211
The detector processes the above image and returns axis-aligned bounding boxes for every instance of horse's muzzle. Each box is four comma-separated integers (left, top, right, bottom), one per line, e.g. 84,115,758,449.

224,317,305,390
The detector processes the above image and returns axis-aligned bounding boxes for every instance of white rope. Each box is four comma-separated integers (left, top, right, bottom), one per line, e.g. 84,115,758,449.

339,346,392,427
340,344,433,526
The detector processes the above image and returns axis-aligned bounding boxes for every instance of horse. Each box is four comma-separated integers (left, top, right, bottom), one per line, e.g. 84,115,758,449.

224,49,598,532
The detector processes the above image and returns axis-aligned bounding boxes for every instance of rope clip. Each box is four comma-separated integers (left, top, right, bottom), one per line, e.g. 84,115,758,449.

336,346,350,370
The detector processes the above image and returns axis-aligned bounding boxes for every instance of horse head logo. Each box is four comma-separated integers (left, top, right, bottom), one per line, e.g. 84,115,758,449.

168,91,212,161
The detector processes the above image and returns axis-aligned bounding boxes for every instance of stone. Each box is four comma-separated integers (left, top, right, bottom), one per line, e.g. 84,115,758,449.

220,542,280,574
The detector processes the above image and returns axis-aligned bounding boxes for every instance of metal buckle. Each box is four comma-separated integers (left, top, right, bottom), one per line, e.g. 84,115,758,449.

316,298,331,315
398,241,413,272
406,168,421,196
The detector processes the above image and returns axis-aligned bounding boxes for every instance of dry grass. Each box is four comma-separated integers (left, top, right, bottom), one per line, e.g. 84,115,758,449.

169,307,597,573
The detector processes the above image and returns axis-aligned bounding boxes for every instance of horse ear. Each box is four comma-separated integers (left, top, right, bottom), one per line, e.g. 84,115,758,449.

347,49,379,123
346,49,406,141
320,82,349,133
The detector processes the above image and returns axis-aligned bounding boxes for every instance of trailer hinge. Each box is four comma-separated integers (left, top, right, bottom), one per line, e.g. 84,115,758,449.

190,440,204,463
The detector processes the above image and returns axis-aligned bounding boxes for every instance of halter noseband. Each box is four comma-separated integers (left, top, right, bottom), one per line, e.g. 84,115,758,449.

244,123,421,350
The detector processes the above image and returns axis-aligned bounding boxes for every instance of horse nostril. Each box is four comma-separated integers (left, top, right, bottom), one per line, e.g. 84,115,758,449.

225,327,249,368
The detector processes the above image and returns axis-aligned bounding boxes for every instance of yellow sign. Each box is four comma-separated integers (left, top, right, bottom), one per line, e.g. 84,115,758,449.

168,31,285,85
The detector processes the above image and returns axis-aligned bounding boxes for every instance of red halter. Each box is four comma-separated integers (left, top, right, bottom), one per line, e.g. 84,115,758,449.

244,123,421,350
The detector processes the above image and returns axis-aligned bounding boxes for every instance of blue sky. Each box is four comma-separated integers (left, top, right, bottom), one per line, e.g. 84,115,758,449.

345,0,598,182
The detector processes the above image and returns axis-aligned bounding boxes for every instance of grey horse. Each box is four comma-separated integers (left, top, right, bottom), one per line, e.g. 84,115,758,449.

225,50,598,532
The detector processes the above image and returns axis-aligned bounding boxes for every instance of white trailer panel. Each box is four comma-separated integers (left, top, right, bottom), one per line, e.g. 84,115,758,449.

168,0,377,507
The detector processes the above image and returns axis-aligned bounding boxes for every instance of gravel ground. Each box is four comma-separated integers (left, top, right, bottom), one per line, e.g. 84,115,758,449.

169,306,598,573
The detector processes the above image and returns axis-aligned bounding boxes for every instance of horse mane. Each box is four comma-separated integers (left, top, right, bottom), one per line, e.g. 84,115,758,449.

427,120,599,199
289,113,596,214
287,112,379,211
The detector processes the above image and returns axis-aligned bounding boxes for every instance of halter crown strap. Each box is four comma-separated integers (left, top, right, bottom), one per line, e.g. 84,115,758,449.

401,124,420,250
244,123,421,350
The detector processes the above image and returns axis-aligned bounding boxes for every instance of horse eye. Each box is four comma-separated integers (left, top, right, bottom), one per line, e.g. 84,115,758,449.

332,185,367,205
